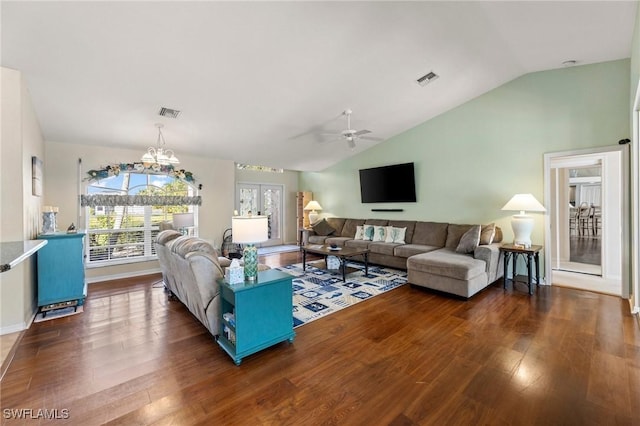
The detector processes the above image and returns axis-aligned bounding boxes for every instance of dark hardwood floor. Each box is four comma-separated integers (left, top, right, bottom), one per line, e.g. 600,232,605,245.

1,251,639,425
570,236,602,266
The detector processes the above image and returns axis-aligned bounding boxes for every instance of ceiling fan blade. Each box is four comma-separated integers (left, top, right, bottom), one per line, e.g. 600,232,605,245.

359,135,384,142
288,113,349,141
319,137,343,144
353,129,371,136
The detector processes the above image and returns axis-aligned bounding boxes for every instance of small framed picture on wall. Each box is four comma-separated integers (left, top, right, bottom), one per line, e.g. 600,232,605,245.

32,156,42,196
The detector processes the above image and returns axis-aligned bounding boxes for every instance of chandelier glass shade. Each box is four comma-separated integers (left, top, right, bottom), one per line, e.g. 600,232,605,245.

141,123,180,165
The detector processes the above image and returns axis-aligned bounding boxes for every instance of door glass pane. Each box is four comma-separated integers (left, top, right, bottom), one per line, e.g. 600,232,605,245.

239,187,259,216
263,187,281,240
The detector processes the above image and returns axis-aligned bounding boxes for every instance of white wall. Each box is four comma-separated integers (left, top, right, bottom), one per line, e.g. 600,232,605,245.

0,67,45,333
1,68,25,242
45,141,236,282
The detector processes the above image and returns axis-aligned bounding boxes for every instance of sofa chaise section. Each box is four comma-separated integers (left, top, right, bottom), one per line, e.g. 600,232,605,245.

408,248,494,298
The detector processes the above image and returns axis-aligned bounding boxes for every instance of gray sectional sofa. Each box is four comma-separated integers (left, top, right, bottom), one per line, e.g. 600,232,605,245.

307,218,504,298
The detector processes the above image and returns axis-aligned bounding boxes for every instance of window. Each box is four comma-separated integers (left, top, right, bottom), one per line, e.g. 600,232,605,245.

82,172,200,267
236,163,283,173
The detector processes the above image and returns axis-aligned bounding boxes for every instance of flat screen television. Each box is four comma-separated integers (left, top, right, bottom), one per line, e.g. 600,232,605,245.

359,162,416,203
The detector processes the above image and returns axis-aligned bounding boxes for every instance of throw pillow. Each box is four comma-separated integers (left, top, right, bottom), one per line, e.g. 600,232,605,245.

480,223,496,245
354,225,364,240
363,224,375,241
493,226,503,243
384,226,395,243
373,225,386,242
384,226,407,244
311,219,335,236
391,227,406,244
455,225,481,254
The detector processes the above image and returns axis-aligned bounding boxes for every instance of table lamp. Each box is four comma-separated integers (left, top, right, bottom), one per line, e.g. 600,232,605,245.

304,200,322,225
173,212,194,235
232,215,268,281
501,193,546,248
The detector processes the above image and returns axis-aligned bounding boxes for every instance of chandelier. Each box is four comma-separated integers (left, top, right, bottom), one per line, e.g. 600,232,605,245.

141,123,180,165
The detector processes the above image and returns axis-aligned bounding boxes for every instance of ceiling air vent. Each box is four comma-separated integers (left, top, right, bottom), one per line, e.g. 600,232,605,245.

158,107,181,119
416,71,439,86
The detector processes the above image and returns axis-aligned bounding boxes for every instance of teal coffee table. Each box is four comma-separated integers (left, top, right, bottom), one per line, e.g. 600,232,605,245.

217,269,295,365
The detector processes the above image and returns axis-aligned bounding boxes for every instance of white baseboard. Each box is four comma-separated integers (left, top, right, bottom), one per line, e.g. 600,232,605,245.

86,267,161,284
1,321,28,336
1,309,38,335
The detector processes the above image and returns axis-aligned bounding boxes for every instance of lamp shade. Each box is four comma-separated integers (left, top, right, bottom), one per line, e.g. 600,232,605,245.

501,194,545,248
304,200,323,211
232,216,268,244
304,200,322,225
501,194,546,214
173,213,194,228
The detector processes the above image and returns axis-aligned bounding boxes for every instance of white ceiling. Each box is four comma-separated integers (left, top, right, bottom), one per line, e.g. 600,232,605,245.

2,1,636,171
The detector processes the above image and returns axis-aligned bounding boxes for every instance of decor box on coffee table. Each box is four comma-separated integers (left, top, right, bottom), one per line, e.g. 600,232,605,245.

302,244,369,282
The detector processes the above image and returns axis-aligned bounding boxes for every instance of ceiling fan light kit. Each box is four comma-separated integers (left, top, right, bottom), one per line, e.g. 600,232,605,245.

323,109,373,149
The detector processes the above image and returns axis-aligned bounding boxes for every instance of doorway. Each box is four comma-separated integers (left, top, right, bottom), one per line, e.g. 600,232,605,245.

544,147,628,297
236,183,284,247
563,165,602,276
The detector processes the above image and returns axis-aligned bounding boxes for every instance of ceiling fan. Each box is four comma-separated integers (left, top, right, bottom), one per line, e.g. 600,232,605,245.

324,109,375,149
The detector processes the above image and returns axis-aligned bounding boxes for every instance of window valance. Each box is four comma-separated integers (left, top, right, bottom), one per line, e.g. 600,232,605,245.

80,194,202,207
85,162,196,183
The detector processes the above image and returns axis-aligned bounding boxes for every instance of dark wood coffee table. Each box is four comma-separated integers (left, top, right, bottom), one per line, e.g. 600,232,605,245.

302,244,369,282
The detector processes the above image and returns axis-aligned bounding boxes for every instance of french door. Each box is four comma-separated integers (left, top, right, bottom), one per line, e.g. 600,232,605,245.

236,183,283,247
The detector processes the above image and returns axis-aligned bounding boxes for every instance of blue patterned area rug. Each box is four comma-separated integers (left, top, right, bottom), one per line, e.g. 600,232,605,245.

276,262,407,328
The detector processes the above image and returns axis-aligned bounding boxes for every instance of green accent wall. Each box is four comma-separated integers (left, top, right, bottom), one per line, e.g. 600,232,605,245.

300,59,630,277
631,5,640,105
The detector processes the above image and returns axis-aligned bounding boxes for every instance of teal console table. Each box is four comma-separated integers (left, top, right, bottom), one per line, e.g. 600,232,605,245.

217,269,295,365
37,232,86,315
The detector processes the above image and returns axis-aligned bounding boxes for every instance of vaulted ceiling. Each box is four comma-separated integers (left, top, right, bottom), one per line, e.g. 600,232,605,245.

2,1,636,171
